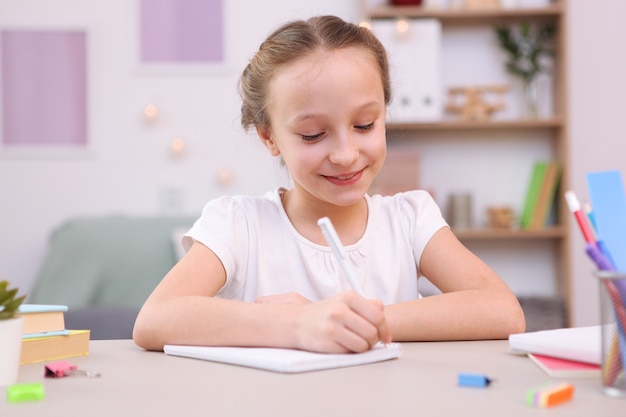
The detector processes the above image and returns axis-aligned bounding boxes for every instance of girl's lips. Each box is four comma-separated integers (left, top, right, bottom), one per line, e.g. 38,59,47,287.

323,168,364,186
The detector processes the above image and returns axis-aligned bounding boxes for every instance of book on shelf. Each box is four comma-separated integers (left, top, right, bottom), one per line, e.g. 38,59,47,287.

20,329,90,365
528,353,600,378
530,161,561,229
520,161,548,229
16,304,68,336
520,161,561,230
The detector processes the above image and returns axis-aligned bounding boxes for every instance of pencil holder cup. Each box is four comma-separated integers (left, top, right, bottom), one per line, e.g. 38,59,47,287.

596,270,626,397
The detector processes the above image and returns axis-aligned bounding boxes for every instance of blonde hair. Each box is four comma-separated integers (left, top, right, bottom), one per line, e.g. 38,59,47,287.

239,15,391,132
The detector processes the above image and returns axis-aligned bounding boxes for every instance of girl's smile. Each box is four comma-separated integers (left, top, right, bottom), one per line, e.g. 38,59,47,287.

323,168,365,186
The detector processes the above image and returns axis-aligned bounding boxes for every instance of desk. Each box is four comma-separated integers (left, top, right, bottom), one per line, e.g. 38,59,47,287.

1,340,623,416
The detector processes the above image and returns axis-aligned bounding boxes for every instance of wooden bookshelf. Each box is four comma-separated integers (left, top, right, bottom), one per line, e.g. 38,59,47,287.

452,226,566,240
363,0,572,324
366,4,562,23
386,117,564,132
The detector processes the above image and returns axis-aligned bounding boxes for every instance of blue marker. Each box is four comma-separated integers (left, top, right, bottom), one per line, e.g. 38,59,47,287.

458,373,492,388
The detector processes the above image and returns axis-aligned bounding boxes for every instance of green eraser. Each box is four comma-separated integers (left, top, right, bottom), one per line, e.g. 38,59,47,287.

6,382,45,403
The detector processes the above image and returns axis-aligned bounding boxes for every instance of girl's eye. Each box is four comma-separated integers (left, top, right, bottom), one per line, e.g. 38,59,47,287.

300,132,323,142
355,122,375,131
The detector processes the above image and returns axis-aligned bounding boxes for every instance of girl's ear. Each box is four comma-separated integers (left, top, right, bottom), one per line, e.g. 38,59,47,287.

257,127,281,156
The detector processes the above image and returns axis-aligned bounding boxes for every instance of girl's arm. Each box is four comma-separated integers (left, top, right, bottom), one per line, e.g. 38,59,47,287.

132,241,391,352
385,227,526,341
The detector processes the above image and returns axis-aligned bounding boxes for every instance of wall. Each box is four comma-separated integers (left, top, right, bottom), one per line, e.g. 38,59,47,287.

0,0,360,294
568,0,626,326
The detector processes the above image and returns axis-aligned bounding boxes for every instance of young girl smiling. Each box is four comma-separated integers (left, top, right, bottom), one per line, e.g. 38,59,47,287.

133,15,525,353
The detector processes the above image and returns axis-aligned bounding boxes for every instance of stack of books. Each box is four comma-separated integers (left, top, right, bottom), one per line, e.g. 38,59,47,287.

16,304,90,364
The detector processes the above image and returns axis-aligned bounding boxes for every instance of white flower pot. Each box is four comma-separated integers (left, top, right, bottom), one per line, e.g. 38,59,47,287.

0,317,24,386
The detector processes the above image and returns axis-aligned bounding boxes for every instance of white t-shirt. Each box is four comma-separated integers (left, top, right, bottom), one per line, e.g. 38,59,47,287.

183,188,447,304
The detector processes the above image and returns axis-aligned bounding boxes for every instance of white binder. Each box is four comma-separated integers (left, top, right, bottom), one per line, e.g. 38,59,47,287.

371,19,442,122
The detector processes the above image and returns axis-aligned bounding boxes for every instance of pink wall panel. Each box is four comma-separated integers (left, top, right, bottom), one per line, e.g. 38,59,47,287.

140,0,223,63
1,30,87,147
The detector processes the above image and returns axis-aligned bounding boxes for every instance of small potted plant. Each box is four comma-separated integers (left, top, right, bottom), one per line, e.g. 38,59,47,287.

495,22,556,117
0,280,26,386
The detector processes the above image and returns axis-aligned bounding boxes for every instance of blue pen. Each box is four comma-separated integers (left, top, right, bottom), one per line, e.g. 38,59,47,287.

583,201,598,234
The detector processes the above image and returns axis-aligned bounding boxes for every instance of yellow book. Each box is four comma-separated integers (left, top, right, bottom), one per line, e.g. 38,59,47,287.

20,330,90,365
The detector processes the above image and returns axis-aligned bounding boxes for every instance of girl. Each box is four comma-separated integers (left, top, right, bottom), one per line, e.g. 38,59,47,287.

133,15,525,353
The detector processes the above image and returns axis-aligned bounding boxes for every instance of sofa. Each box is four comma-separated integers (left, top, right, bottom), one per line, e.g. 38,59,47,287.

28,215,195,339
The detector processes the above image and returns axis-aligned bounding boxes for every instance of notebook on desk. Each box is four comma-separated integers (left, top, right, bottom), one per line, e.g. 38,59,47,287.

164,342,402,373
508,326,601,365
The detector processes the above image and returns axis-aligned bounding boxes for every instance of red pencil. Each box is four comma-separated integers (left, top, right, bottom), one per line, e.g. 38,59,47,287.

565,191,596,244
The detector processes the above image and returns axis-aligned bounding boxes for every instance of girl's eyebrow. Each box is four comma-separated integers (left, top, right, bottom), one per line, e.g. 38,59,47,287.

292,101,382,123
293,113,320,122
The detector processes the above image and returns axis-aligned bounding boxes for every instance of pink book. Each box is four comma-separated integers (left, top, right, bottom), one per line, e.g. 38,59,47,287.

529,353,600,378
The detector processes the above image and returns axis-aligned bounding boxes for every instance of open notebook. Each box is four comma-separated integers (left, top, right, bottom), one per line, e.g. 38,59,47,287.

164,342,402,373
509,326,601,365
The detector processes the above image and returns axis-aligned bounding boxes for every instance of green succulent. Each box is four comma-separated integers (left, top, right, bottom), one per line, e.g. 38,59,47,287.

0,280,26,320
495,22,556,84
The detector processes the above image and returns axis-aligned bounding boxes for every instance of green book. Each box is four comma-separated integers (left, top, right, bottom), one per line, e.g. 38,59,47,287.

520,162,549,229
530,162,561,229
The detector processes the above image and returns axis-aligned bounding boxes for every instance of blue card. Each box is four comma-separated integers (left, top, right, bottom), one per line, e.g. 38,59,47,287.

586,170,626,272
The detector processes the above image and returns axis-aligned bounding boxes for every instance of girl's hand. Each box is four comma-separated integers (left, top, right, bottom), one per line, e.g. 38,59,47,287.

255,292,312,305
292,291,392,354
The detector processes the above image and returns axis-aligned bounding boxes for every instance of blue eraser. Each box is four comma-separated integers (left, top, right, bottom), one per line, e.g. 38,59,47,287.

458,373,492,388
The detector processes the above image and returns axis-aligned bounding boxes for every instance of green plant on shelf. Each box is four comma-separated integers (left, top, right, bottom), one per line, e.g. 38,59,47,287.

495,22,556,116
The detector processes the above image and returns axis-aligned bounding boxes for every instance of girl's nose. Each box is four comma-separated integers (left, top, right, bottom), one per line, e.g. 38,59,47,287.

329,134,359,166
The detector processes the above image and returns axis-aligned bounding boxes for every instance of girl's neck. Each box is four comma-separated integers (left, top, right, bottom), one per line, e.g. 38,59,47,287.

280,188,368,246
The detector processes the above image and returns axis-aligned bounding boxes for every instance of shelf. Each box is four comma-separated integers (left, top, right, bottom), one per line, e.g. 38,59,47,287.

365,0,571,325
452,226,566,240
365,5,563,24
386,117,564,132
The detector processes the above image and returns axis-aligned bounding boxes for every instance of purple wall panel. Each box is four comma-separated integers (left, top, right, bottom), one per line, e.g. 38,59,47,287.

1,30,87,147
140,0,223,63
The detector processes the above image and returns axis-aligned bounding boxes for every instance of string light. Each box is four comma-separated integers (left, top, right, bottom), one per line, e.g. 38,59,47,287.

396,18,410,35
217,166,234,186
170,137,186,159
143,103,158,122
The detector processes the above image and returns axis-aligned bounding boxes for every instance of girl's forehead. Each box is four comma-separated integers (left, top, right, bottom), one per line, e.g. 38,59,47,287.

265,46,385,120
270,47,380,89
273,47,377,84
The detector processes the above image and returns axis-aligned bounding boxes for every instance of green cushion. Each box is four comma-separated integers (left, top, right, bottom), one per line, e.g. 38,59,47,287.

29,216,195,310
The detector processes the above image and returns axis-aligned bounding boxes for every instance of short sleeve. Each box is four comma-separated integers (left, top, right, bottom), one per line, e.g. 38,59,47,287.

183,196,250,292
397,191,448,270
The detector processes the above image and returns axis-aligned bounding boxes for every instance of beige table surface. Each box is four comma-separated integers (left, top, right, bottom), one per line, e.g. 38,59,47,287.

1,339,623,416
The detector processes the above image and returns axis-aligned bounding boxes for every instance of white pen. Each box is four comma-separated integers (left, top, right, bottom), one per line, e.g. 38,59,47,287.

317,216,365,296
